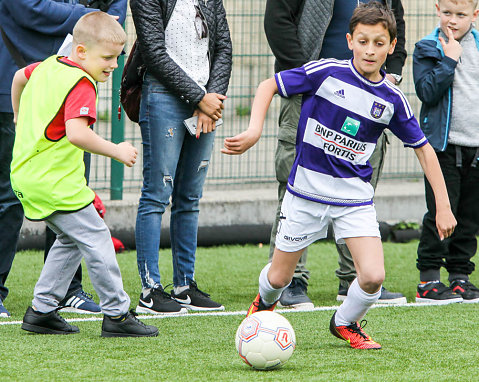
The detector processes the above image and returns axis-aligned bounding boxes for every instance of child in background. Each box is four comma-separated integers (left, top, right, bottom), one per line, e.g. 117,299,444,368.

222,2,456,349
414,0,479,303
10,11,158,337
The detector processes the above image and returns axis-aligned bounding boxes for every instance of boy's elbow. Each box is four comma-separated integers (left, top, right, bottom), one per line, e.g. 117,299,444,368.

12,69,27,87
66,130,84,147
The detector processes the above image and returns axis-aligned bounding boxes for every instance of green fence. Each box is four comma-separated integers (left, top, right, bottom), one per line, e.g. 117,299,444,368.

90,0,438,198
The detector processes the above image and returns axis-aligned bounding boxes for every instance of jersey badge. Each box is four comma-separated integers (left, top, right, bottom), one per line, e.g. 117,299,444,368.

370,101,386,119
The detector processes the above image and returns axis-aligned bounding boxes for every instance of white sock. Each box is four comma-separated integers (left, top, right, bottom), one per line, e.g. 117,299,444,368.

335,278,381,326
258,263,289,305
142,288,151,297
174,285,189,295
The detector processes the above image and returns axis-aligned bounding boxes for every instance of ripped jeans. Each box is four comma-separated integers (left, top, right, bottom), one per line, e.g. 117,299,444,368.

136,74,215,289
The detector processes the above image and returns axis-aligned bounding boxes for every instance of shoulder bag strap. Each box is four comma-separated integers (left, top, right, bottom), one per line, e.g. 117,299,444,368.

0,26,27,68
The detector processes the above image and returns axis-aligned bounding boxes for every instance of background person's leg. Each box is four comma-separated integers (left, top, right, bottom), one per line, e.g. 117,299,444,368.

0,113,24,316
269,96,312,309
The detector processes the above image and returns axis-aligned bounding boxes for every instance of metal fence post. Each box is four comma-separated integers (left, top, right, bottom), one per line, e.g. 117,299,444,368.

110,54,125,200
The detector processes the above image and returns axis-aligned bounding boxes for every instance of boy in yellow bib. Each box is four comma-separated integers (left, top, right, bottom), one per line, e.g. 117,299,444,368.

11,12,157,337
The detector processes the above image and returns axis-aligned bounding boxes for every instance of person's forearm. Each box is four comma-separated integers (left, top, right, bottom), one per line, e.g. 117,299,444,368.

6,0,93,34
264,0,307,70
66,121,119,159
247,78,278,136
386,0,407,75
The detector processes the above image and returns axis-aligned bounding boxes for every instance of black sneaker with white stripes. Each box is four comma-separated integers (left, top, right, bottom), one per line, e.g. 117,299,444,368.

136,286,187,315
171,281,224,311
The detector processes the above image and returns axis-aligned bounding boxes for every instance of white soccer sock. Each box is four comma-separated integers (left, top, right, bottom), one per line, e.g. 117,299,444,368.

335,278,381,326
141,288,151,297
258,262,289,305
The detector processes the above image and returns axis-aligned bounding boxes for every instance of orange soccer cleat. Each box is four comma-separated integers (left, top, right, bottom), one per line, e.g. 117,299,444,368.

246,293,277,317
329,312,381,349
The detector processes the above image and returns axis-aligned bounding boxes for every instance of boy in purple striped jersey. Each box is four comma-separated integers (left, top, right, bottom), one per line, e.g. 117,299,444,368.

222,2,456,349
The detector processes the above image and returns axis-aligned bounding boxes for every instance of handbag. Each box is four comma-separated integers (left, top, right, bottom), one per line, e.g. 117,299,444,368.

120,40,145,123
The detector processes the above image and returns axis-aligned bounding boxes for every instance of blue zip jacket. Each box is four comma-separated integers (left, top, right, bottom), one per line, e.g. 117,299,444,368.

0,0,126,113
413,27,479,151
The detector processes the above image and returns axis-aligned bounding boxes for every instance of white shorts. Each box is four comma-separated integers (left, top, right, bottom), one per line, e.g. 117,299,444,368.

275,191,380,253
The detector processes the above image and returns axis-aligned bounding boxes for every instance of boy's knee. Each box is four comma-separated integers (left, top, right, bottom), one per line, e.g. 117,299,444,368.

360,272,384,293
268,273,291,289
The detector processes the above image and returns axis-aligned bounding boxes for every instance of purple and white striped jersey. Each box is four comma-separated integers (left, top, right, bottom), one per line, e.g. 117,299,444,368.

275,58,427,207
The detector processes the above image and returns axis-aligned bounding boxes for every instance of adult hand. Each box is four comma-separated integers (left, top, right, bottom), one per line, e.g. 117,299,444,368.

439,27,463,62
193,109,216,138
198,93,226,120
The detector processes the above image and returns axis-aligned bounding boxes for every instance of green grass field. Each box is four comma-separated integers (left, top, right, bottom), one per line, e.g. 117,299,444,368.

1,240,478,381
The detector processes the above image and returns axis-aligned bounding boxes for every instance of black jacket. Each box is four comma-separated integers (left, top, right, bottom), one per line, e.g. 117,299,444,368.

264,0,407,75
130,0,232,107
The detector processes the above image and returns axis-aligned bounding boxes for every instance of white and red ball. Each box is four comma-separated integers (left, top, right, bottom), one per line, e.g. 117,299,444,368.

235,311,296,370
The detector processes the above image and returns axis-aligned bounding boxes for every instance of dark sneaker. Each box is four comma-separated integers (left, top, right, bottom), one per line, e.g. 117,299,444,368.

277,278,314,309
60,290,101,314
337,285,407,304
0,300,11,318
336,284,349,302
101,310,159,337
21,306,79,334
329,312,381,350
246,293,277,317
136,286,187,315
416,281,463,304
171,281,224,311
377,287,406,304
450,280,479,303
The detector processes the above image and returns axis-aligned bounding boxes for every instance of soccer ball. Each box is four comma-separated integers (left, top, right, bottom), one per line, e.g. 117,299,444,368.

235,311,296,370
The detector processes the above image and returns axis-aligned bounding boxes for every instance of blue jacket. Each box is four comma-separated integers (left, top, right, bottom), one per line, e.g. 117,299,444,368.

413,27,479,151
0,0,126,113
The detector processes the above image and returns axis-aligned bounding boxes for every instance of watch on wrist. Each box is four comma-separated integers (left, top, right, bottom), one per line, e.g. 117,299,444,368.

389,73,403,85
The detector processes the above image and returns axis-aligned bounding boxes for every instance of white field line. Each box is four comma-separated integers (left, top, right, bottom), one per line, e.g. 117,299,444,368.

0,301,457,326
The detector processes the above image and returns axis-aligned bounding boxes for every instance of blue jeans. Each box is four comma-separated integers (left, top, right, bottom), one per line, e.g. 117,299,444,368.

136,75,215,288
0,112,24,302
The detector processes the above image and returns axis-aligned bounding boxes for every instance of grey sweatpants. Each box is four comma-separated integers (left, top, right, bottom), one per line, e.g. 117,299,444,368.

33,203,130,316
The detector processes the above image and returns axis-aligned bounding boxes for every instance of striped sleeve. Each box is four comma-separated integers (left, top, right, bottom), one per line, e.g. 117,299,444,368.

386,82,428,148
274,59,341,98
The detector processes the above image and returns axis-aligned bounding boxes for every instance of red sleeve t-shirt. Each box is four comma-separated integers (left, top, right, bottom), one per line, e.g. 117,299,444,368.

24,57,97,140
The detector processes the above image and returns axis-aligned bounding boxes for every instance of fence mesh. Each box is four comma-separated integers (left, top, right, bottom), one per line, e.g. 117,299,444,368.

90,0,438,195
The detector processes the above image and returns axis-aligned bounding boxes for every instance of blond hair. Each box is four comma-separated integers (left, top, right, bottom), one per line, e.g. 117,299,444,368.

438,0,478,8
73,11,126,47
